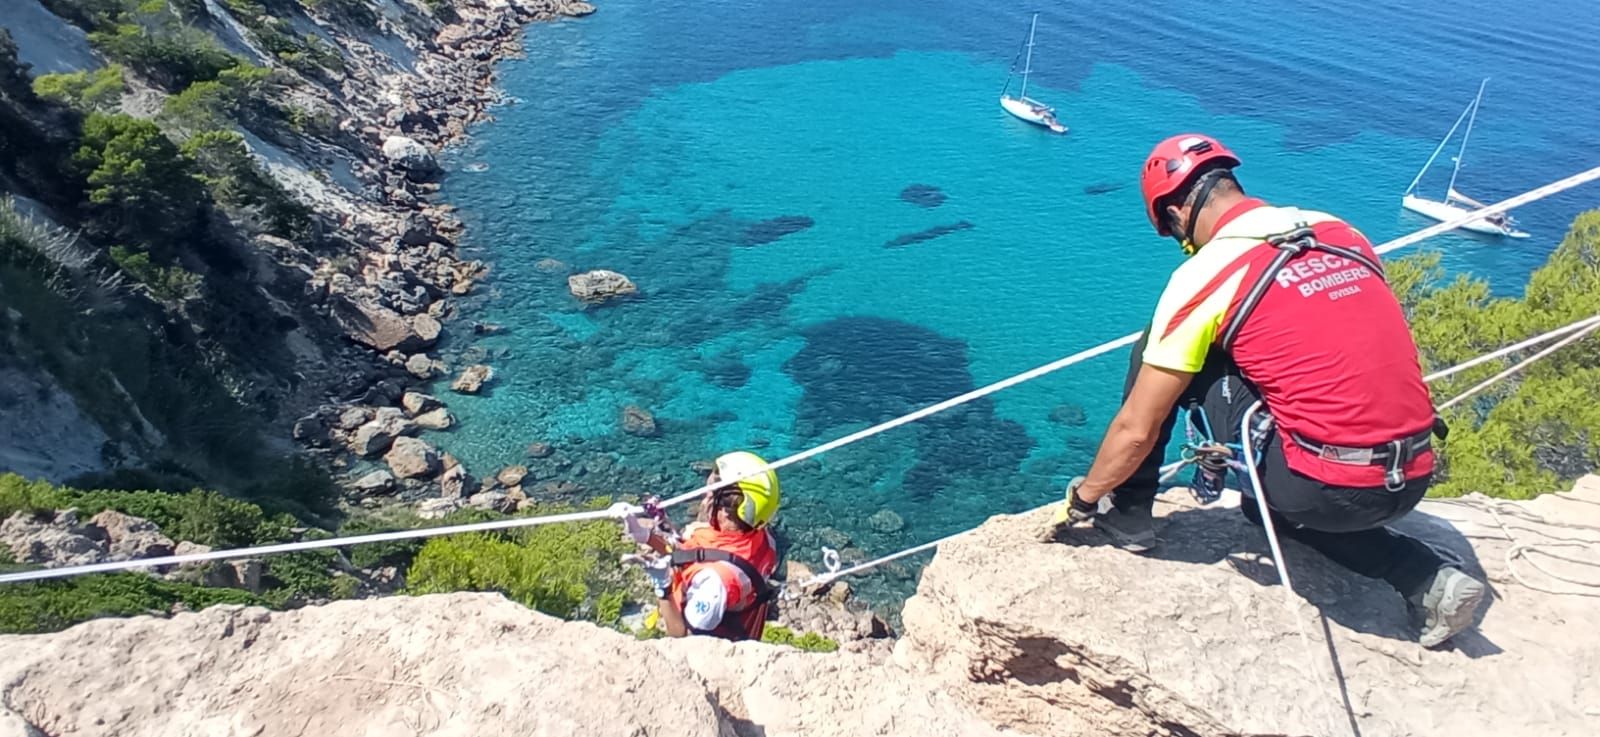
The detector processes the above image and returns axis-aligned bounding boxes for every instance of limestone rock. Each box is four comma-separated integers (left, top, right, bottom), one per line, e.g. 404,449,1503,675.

496,465,528,488
892,480,1600,737
331,298,436,353
413,407,454,430
0,510,105,567
621,405,658,437
534,257,568,274
451,364,493,394
567,269,637,305
467,490,513,514
381,135,439,180
335,406,372,431
5,477,1594,737
400,392,440,417
415,497,463,519
348,408,416,457
559,1,596,16
525,442,554,458
404,353,438,379
291,413,331,447
383,437,440,479
398,212,436,247
350,470,395,496
438,463,475,499
410,313,442,346
88,510,174,560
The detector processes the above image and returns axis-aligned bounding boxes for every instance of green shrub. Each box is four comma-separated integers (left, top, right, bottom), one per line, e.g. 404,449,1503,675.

0,473,293,547
406,504,640,621
182,130,314,240
89,22,240,89
110,246,204,303
0,475,71,519
760,625,839,653
0,573,261,634
261,549,338,604
1394,210,1600,498
73,113,206,248
32,65,126,112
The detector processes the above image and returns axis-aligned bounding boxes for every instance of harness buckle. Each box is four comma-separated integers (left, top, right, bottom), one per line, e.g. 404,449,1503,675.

1383,438,1407,492
1265,224,1317,255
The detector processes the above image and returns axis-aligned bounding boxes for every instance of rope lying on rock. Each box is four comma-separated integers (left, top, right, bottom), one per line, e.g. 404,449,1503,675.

2,163,1598,587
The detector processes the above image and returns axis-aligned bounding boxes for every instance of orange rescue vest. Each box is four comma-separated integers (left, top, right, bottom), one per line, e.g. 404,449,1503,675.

668,525,778,641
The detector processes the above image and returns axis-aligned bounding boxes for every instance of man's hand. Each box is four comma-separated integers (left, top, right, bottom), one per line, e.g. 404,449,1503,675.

1053,476,1100,525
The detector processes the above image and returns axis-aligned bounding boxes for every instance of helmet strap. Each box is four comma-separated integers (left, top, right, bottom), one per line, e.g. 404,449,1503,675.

1175,168,1228,254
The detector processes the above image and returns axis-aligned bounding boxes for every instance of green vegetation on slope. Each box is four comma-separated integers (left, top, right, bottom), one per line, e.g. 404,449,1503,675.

405,500,646,625
1393,210,1600,498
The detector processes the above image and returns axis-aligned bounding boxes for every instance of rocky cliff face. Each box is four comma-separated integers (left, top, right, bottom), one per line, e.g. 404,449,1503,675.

0,0,590,485
2,477,1596,737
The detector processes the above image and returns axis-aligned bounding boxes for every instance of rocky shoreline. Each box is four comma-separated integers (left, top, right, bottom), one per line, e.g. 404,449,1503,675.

269,0,599,498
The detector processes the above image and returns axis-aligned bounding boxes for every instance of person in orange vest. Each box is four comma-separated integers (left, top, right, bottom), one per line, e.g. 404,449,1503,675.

1059,134,1486,648
630,451,781,641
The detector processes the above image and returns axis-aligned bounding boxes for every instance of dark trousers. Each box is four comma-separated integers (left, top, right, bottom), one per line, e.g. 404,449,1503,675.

1112,336,1453,599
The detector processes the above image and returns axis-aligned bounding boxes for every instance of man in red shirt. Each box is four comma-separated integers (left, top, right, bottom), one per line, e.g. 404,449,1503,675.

1062,134,1487,648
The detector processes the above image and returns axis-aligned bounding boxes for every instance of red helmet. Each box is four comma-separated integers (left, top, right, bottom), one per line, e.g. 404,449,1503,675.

1140,134,1241,236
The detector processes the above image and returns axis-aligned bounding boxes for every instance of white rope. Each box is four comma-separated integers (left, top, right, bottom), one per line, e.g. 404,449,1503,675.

5,164,1598,587
656,333,1145,508
0,506,625,584
1434,498,1600,598
1434,322,1600,411
1422,315,1600,383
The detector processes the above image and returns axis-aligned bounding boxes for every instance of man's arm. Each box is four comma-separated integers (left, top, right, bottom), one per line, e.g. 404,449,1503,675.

1075,363,1195,503
658,597,691,637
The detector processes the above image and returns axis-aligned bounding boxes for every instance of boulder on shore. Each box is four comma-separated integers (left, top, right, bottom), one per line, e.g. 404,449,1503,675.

350,470,395,496
404,353,439,379
567,270,637,305
348,408,416,458
381,135,440,180
413,407,453,430
400,392,441,417
331,298,438,353
438,463,476,499
496,465,528,487
383,436,440,479
451,364,493,394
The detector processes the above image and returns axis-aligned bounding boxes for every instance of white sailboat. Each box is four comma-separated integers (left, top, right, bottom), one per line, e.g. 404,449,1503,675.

999,13,1067,134
1401,79,1529,239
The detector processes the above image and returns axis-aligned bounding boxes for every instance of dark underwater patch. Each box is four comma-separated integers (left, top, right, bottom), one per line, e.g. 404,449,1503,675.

884,221,974,248
899,184,947,208
741,215,815,246
1083,181,1126,196
784,317,1035,499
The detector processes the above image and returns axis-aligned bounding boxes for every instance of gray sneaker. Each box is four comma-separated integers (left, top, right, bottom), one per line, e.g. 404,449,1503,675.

1095,504,1157,552
1409,567,1487,648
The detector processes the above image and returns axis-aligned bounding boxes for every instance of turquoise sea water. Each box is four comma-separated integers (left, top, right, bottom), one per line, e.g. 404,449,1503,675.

433,0,1600,602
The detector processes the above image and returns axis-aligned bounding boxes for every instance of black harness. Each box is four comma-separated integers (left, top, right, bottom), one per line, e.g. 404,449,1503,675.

1215,223,1437,491
670,547,777,641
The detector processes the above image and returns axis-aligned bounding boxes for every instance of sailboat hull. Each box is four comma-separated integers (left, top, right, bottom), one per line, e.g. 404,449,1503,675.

1000,95,1066,134
1401,194,1530,238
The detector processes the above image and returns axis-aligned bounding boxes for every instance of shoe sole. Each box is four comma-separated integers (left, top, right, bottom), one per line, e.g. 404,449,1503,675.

1420,575,1486,648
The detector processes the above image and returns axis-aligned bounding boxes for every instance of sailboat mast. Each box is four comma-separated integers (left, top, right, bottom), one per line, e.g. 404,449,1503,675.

1019,13,1037,100
1445,78,1488,200
1404,96,1473,196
